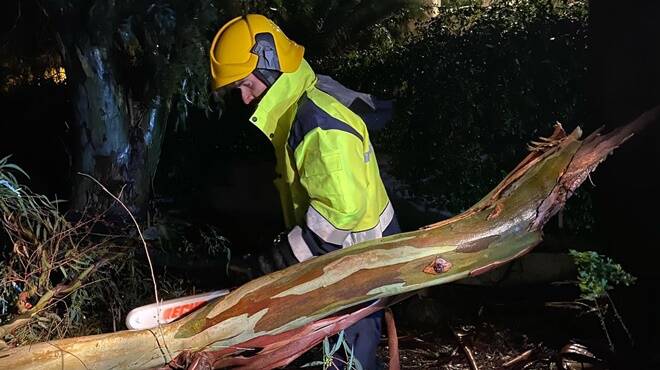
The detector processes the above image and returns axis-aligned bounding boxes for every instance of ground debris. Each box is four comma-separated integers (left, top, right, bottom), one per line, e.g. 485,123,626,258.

376,322,556,370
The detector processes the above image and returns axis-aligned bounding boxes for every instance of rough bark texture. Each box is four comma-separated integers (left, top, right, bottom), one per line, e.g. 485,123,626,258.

68,40,171,217
1,106,657,370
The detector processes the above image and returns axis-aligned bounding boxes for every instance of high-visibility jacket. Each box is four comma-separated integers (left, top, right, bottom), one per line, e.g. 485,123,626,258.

250,59,399,262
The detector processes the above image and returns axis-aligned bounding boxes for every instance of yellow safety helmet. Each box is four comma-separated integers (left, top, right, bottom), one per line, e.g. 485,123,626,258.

210,14,305,90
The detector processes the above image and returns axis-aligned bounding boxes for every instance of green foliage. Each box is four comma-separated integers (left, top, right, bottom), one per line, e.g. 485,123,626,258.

325,0,589,220
560,249,636,350
0,156,168,345
1,157,79,343
99,0,222,128
273,0,425,57
0,155,28,199
569,250,636,302
303,330,362,370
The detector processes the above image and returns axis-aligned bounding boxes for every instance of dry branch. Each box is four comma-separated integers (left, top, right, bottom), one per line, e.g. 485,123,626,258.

0,259,109,340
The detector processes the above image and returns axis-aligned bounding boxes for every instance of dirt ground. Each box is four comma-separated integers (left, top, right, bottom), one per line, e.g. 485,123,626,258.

292,320,566,370
375,322,564,370
287,284,623,370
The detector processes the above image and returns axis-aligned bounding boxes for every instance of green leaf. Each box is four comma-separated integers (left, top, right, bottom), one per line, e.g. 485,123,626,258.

322,336,330,355
330,330,344,355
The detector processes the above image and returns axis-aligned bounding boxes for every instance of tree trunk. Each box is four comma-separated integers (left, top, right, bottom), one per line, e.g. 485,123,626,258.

68,40,170,217
1,107,657,370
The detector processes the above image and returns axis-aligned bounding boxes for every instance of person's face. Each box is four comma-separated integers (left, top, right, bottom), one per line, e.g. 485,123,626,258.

234,73,268,105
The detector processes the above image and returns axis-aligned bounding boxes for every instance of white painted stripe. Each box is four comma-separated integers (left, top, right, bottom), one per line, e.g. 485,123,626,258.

288,226,315,262
306,206,350,245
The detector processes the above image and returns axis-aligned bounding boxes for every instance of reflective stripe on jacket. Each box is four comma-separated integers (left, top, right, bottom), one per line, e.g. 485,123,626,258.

249,59,398,262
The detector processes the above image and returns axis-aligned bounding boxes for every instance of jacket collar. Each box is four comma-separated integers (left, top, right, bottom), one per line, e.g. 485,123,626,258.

249,59,317,143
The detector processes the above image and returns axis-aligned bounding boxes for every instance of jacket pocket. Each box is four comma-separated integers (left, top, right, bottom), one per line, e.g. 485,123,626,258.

301,151,343,178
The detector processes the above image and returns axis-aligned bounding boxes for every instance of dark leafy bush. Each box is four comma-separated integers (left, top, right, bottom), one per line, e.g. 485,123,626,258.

323,0,589,219
569,250,636,301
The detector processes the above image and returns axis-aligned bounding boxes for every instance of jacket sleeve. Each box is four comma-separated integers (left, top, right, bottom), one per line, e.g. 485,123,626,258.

286,127,368,262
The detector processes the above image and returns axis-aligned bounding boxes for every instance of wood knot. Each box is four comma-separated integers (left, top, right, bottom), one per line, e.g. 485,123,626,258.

423,256,452,274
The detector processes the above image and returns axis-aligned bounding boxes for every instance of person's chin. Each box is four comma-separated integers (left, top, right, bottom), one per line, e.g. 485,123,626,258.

249,96,263,107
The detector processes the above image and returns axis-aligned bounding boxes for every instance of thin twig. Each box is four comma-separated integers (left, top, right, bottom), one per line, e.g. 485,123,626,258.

78,174,158,300
545,300,598,313
451,326,479,370
78,173,171,361
605,292,634,346
593,299,614,352
500,349,533,368
46,341,90,370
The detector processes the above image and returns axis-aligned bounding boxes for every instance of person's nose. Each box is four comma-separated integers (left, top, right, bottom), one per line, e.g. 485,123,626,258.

241,89,253,105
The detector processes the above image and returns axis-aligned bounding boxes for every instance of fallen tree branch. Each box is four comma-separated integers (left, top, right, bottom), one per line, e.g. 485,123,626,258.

1,105,658,370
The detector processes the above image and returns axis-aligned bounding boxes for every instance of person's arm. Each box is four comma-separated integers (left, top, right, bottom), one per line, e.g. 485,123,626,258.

286,126,368,262
251,126,368,276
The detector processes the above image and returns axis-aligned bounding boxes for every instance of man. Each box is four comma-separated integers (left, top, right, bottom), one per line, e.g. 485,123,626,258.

210,14,400,369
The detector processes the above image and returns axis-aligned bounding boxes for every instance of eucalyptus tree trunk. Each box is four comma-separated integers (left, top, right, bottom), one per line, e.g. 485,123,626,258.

0,107,657,370
68,40,170,217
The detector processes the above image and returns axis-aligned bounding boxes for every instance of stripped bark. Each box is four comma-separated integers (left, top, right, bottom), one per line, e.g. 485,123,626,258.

0,106,658,370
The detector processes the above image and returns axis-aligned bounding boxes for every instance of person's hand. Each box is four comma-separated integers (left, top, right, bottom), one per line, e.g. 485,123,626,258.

226,253,261,285
255,231,298,275
227,232,298,284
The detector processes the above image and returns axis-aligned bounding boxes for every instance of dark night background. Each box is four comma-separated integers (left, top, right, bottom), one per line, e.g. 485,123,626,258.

585,0,660,365
1,0,659,368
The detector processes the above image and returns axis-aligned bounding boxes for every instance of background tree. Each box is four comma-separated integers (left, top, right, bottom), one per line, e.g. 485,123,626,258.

46,0,218,217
